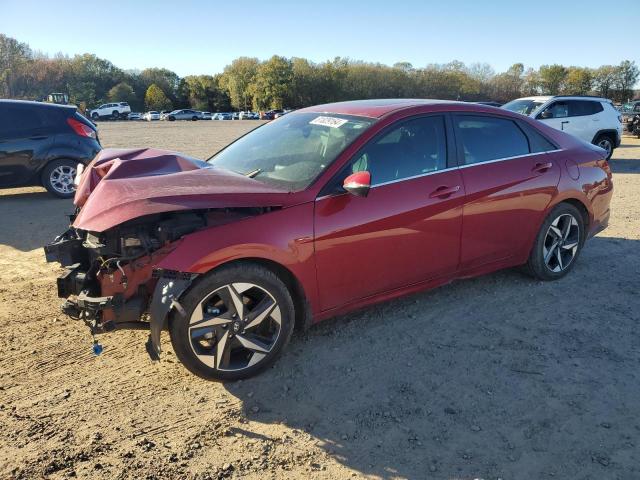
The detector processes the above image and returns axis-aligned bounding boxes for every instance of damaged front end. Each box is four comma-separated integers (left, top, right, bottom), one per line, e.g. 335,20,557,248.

45,211,205,358
44,147,288,359
45,208,264,359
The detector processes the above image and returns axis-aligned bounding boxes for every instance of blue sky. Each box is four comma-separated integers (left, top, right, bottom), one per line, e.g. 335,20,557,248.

1,0,638,76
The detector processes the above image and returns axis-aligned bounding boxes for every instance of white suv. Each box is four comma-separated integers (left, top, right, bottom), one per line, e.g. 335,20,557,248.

89,102,132,120
502,96,622,159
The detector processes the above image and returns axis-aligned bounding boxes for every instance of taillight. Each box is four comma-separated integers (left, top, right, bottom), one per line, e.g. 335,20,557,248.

67,117,97,139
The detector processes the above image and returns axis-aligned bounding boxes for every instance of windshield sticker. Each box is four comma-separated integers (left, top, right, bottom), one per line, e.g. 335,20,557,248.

310,116,349,128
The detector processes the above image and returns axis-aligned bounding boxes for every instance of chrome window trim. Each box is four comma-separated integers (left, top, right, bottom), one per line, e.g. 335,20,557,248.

371,166,457,188
315,148,563,201
458,149,562,169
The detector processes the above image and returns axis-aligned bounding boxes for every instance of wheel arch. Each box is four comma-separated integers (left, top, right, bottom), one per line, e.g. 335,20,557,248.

183,257,313,333
591,129,617,144
521,194,592,263
559,197,590,230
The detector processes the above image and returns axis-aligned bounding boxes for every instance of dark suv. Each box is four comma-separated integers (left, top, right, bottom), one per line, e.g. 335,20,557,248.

0,100,101,198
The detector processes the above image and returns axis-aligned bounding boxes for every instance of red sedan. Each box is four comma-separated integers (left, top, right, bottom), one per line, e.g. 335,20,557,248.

45,99,613,380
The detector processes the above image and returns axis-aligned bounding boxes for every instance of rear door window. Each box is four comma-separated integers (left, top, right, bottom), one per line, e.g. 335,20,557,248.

568,100,602,116
453,115,530,165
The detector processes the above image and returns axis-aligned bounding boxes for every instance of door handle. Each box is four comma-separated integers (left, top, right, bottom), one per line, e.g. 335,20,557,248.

429,185,460,198
532,162,553,173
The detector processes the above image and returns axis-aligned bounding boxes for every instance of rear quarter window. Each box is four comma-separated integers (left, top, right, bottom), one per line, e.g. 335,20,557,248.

518,121,558,153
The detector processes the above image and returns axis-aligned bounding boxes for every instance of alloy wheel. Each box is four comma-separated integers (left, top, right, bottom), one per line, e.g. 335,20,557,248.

49,165,76,195
543,213,580,273
188,283,282,372
597,137,612,157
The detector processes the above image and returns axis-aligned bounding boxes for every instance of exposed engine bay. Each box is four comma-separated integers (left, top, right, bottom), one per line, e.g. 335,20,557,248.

45,207,274,357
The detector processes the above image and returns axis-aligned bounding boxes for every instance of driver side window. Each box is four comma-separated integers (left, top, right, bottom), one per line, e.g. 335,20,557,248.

541,101,568,119
351,116,447,186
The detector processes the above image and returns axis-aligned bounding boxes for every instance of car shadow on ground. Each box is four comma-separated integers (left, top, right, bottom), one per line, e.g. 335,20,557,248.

225,236,640,479
0,189,73,251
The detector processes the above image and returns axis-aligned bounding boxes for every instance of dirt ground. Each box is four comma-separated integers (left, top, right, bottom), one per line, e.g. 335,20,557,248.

1,120,639,480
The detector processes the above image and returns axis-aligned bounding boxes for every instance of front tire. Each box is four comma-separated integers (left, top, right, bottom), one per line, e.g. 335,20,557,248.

524,203,585,281
42,159,78,198
169,263,295,381
594,134,614,160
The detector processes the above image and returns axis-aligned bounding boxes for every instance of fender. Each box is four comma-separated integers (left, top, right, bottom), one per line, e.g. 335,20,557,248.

39,141,100,174
155,201,319,316
591,129,620,147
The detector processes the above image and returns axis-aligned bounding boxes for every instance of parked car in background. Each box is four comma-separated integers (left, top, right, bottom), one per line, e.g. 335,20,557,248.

201,112,212,120
620,101,640,131
143,111,161,121
45,99,612,380
239,111,256,120
0,100,101,198
162,109,202,121
274,110,291,119
127,112,143,121
89,102,131,120
502,96,622,159
261,109,284,120
213,112,232,120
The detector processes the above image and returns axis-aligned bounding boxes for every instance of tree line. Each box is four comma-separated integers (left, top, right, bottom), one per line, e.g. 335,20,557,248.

1,33,638,114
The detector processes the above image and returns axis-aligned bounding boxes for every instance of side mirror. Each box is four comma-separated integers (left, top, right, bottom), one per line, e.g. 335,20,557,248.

343,171,371,197
539,110,553,119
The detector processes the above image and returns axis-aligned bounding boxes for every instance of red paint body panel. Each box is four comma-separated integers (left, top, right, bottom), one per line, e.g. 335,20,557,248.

315,169,464,310
458,154,561,269
156,203,320,312
74,100,613,325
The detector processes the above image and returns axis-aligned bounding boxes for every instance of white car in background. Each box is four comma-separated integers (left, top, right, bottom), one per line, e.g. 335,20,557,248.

143,111,161,121
502,95,622,159
89,102,131,120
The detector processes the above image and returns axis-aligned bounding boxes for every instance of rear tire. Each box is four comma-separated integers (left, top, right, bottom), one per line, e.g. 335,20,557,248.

594,134,614,160
524,203,585,281
169,263,295,381
42,159,78,199
192,116,198,121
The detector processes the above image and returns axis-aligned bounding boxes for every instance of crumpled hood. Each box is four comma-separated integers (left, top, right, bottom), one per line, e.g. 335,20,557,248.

73,148,293,232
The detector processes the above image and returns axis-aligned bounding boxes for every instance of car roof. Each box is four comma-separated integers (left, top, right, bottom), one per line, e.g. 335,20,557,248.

298,98,485,118
0,99,76,111
509,96,553,102
512,95,609,103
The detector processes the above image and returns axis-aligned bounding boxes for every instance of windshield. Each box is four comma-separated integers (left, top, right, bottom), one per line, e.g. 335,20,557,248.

207,112,376,191
502,99,545,115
